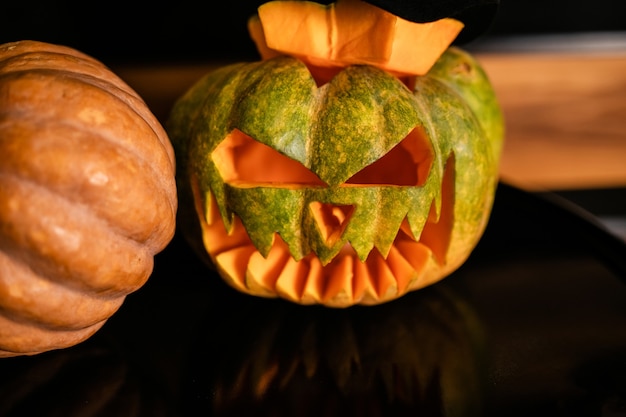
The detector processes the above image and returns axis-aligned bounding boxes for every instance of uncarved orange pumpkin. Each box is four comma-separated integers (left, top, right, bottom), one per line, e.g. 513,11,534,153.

0,40,177,357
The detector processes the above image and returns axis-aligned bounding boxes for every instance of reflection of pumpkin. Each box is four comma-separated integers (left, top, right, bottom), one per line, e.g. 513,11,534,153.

167,0,503,307
0,338,173,416
184,283,487,417
0,41,177,357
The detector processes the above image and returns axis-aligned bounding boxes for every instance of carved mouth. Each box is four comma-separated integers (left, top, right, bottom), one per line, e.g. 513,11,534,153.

200,124,452,306
191,152,454,307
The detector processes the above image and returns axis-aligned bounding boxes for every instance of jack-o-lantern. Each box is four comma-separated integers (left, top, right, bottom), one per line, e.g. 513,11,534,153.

167,1,503,307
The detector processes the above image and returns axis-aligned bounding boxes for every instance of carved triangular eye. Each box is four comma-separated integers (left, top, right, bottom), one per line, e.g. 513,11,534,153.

212,129,326,188
346,127,433,186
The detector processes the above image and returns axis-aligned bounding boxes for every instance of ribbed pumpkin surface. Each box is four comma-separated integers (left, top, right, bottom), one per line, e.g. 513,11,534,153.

0,41,177,357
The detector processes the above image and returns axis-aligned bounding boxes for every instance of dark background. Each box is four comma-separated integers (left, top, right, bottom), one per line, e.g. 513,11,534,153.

1,0,626,66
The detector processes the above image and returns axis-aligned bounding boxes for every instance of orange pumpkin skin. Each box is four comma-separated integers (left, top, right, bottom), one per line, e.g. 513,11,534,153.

0,41,177,357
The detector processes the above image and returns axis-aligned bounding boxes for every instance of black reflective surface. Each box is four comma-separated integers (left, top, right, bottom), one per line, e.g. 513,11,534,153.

1,182,626,417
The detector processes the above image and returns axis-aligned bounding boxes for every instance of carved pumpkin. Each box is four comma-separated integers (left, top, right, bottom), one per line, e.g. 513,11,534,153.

167,0,503,307
0,41,177,357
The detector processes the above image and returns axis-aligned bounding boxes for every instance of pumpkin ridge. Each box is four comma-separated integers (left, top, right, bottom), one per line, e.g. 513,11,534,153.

0,305,117,334
169,62,251,153
0,313,105,356
304,81,326,171
0,251,125,330
0,41,102,67
308,64,426,185
63,69,178,183
426,46,504,159
0,173,154,296
1,67,177,188
0,116,175,246
229,57,316,166
0,167,159,250
0,46,164,139
84,74,177,171
0,138,173,251
0,55,142,118
409,87,445,226
0,79,177,233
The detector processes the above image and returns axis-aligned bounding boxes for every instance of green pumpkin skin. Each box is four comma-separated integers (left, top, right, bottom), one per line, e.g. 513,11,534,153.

168,47,503,306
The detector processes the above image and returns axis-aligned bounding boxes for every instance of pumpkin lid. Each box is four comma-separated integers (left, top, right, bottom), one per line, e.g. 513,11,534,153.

359,0,500,44
249,0,466,76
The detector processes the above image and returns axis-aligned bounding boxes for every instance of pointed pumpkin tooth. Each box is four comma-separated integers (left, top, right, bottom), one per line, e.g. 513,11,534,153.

351,258,369,303
405,206,429,242
214,246,257,293
366,251,398,302
372,213,405,259
355,255,388,305
399,217,418,240
417,153,455,266
385,245,417,295
300,257,325,304
201,182,222,227
275,256,309,303
321,254,354,307
245,248,289,298
201,209,253,259
395,240,431,272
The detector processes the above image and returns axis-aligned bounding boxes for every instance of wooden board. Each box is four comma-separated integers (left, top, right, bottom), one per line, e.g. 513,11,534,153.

479,52,626,190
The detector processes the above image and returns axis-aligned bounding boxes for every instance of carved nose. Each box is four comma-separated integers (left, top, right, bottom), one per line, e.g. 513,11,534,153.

309,202,354,246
